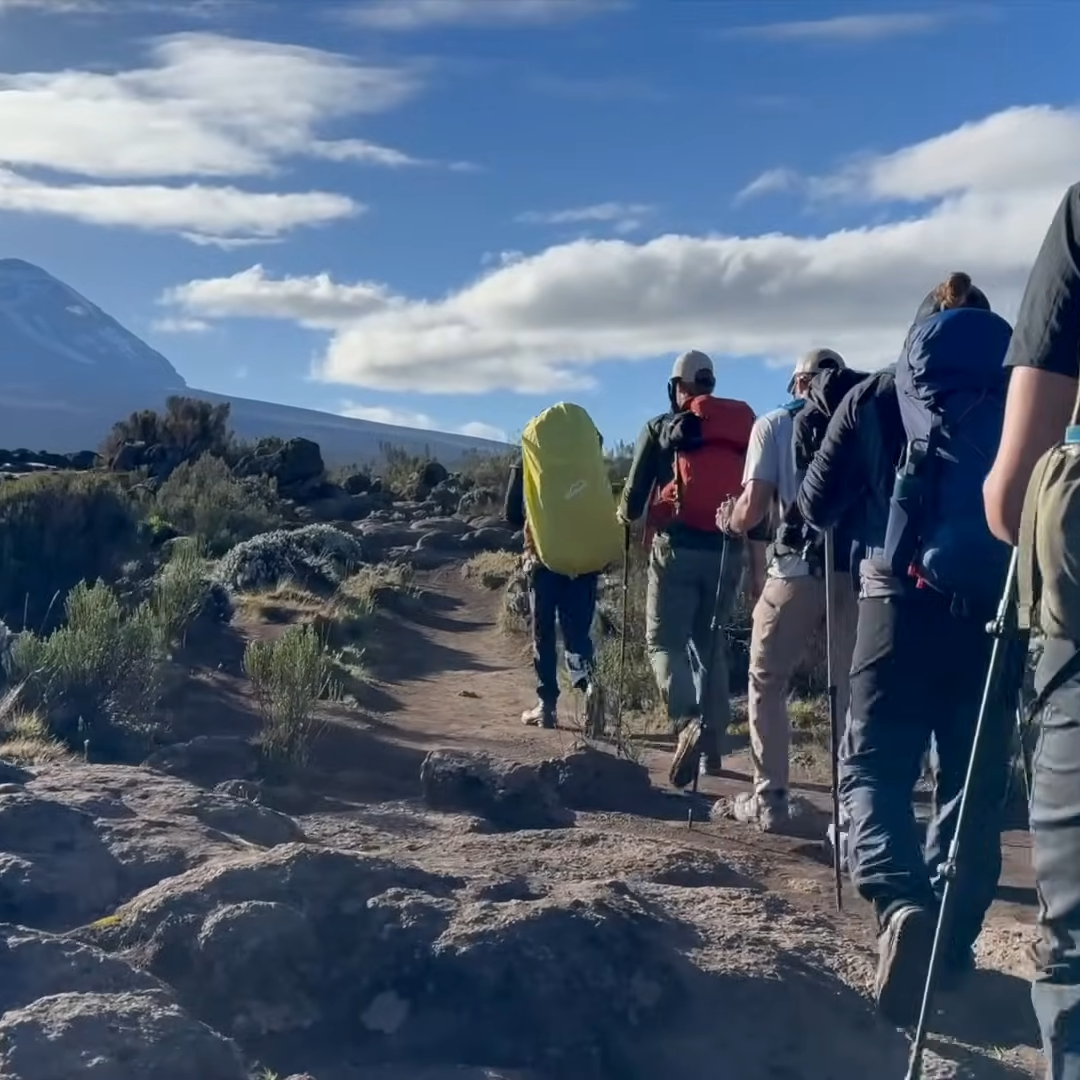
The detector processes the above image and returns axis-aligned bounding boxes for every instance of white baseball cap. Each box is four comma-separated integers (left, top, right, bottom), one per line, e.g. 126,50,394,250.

670,349,714,383
787,347,845,394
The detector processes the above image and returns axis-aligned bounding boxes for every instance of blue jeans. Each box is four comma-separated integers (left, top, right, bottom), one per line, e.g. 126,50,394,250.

840,589,1010,956
529,566,598,705
1031,639,1080,1079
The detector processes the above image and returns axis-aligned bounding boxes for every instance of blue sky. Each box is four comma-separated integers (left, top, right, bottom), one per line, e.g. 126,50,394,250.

0,0,1078,448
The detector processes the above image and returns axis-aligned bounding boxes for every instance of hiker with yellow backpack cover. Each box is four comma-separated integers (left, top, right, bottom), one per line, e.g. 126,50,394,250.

504,402,623,732
983,180,1080,1080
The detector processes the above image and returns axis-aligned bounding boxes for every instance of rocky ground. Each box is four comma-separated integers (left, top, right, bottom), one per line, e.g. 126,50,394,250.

0,555,1045,1080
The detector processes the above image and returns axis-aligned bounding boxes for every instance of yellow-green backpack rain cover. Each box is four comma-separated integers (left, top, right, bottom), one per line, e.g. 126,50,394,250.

521,402,623,577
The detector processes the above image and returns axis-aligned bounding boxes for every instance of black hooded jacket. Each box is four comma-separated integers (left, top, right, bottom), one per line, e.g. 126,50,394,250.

771,367,872,573
793,367,873,473
796,368,906,597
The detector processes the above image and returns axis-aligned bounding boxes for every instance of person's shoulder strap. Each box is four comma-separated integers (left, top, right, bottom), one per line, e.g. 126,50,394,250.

1017,448,1056,633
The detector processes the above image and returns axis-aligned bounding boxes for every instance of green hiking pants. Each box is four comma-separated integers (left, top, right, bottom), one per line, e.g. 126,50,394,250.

645,533,744,755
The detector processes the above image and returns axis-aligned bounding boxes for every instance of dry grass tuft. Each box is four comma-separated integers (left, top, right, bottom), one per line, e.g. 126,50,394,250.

462,550,519,590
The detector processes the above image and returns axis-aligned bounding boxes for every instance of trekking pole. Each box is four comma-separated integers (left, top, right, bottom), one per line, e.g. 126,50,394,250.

612,524,632,755
688,532,731,830
823,528,844,915
904,547,1021,1080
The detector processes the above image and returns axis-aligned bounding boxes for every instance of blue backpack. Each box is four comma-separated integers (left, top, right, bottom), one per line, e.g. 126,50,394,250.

883,306,1013,617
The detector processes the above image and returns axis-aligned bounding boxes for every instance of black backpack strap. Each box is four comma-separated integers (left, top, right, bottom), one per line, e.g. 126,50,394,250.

1028,647,1080,722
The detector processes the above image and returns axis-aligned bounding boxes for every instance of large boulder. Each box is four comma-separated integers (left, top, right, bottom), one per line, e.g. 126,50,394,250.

0,991,248,1080
537,747,653,813
234,437,325,499
419,749,574,832
80,844,460,1042
0,924,248,1080
0,764,305,931
77,841,689,1075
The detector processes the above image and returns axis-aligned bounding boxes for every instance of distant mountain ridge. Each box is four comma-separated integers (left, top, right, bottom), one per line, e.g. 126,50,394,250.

0,259,508,466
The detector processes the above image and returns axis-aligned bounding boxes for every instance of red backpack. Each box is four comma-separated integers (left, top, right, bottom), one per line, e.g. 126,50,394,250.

651,395,755,534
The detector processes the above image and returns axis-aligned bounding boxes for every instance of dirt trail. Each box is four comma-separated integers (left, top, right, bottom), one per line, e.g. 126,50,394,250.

315,565,1045,1078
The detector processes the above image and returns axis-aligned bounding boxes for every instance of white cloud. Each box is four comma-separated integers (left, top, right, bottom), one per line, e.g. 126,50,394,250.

733,167,799,203
151,316,210,333
0,33,439,242
724,12,949,43
340,401,507,443
517,202,654,234
160,264,394,327
160,104,1080,394
0,170,359,244
0,0,241,13
349,0,625,31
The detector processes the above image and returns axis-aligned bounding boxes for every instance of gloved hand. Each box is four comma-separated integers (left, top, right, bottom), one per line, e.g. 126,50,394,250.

616,507,632,528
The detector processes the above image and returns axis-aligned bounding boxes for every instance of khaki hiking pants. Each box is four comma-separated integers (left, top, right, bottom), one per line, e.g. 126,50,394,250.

748,571,858,795
645,534,745,759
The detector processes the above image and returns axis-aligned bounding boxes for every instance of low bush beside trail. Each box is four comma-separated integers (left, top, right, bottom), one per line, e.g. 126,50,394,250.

3,540,217,755
215,524,366,593
243,623,337,764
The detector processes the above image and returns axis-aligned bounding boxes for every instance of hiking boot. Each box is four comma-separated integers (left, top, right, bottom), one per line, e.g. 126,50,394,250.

521,701,557,729
582,681,605,738
875,903,935,1027
669,717,703,789
731,791,789,832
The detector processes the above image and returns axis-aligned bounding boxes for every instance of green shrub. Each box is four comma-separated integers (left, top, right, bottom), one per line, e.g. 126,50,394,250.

243,623,336,764
0,471,140,630
216,524,364,593
154,454,280,555
101,395,233,465
6,579,164,751
378,444,432,494
146,538,212,649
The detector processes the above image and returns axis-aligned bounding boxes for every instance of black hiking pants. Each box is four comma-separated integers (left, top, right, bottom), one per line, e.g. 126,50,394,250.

530,565,598,706
840,588,1011,959
1031,638,1080,1079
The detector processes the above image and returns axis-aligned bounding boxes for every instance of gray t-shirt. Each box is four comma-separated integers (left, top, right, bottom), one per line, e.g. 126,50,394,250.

742,406,809,578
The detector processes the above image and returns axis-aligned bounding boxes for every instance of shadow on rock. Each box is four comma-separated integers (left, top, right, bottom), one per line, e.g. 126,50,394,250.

631,957,1035,1080
931,966,1041,1051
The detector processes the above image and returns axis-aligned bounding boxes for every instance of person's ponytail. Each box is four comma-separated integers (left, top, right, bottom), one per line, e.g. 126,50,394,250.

933,271,973,310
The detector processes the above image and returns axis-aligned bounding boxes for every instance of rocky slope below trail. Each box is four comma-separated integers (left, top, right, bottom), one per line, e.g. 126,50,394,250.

0,748,1037,1080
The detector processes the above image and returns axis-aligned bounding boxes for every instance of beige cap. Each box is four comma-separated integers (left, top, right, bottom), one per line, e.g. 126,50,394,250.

787,347,845,393
671,349,714,383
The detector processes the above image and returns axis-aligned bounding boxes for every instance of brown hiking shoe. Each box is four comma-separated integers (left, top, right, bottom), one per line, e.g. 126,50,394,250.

669,717,703,789
875,903,935,1027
